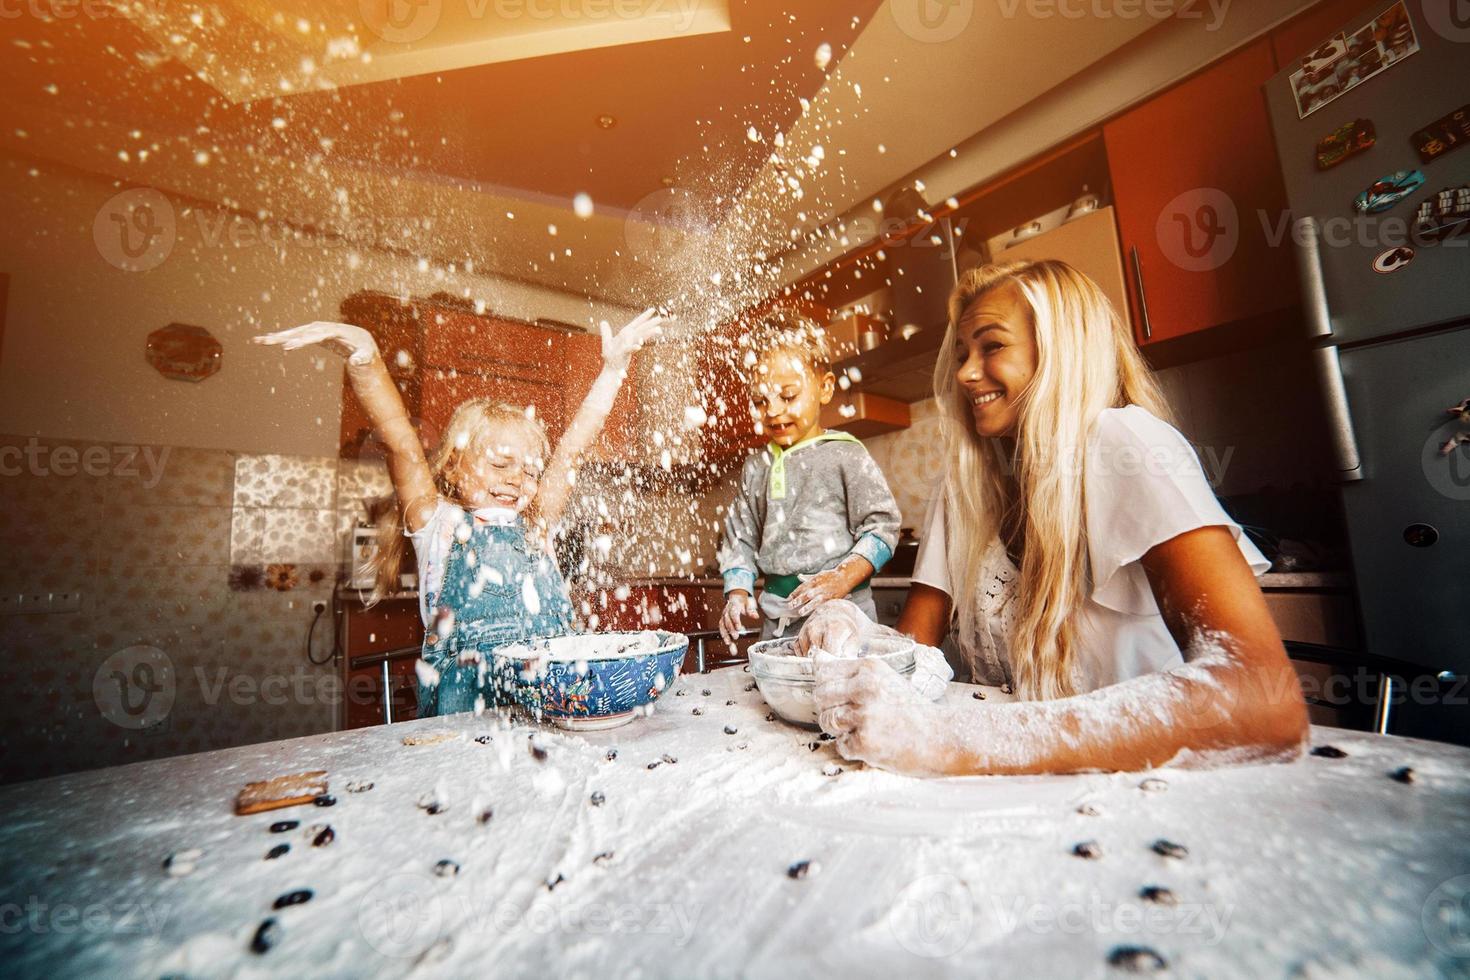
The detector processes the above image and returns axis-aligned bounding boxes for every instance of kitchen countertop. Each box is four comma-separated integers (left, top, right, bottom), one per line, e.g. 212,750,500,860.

2,669,1466,977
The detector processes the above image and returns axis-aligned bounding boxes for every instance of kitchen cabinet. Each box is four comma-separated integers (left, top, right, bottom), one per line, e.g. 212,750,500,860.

994,206,1131,326
340,595,423,730
1104,39,1295,345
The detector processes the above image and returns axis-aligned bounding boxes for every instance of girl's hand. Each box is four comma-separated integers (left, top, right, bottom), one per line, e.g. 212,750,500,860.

600,308,664,370
254,321,379,366
814,656,945,773
719,592,759,646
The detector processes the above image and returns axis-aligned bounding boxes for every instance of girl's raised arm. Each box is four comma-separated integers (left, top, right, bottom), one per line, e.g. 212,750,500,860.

254,322,439,532
535,308,663,529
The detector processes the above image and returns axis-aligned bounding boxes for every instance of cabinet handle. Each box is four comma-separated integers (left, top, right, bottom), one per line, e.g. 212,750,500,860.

1129,245,1153,342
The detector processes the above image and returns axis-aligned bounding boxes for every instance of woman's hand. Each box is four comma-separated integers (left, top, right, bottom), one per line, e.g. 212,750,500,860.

793,598,871,655
814,656,950,774
719,592,759,645
254,321,378,366
600,308,664,371
787,556,873,619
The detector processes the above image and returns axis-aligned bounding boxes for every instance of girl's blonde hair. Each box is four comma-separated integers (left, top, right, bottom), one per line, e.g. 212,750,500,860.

365,398,550,603
933,260,1172,700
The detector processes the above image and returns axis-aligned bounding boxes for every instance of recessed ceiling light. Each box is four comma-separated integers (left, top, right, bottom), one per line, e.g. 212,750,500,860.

596,114,616,129
661,176,676,187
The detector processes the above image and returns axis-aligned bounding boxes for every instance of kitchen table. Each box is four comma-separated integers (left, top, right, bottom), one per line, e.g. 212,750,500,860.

2,667,1468,978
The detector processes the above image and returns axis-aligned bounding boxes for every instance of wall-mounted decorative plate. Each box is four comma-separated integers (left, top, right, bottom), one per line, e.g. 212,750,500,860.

146,323,221,382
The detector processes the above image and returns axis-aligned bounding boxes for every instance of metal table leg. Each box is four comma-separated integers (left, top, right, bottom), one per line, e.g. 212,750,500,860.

382,660,394,725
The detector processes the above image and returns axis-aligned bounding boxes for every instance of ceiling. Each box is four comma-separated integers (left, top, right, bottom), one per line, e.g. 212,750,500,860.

0,1,1163,310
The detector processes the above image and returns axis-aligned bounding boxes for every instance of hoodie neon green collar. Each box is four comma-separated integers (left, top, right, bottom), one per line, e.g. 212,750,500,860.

767,430,859,500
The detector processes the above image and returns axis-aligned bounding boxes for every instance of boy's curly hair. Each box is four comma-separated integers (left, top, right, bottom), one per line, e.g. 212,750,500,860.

748,309,834,377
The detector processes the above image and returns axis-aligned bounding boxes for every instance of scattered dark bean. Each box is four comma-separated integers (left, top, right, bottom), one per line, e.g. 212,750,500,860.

545,872,566,891
528,739,548,763
807,741,822,752
725,699,736,706
662,753,678,765
474,735,492,745
787,859,819,880
265,844,289,860
692,707,704,716
765,712,776,722
1138,778,1167,793
646,761,661,770
744,683,756,692
313,794,336,807
312,826,335,847
1073,840,1103,859
590,791,605,807
163,849,202,874
1077,803,1102,817
1310,745,1347,759
346,780,374,793
1000,683,1013,695
675,689,687,696
477,807,494,825
972,691,986,700
250,918,281,954
593,851,614,867
724,725,738,735
702,689,711,697
1391,766,1415,784
1152,839,1187,860
1139,885,1176,905
273,889,313,910
433,859,460,879
605,748,618,762
821,763,842,777
270,821,299,834
819,732,834,741
1107,945,1167,973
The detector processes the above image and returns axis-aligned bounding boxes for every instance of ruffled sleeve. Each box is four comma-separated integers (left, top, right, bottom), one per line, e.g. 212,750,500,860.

1084,406,1268,616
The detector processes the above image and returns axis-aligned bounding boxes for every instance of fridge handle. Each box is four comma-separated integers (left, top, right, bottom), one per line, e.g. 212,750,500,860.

1310,345,1363,482
1295,217,1333,340
1129,246,1153,342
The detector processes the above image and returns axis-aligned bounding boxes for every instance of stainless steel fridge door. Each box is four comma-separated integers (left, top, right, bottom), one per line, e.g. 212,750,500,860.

1337,326,1470,673
1264,5,1470,345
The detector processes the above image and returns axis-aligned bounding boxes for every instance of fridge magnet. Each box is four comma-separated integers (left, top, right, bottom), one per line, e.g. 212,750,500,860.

1371,246,1415,274
1289,1,1419,119
1411,103,1470,164
1315,118,1377,170
1412,184,1470,240
1354,170,1425,213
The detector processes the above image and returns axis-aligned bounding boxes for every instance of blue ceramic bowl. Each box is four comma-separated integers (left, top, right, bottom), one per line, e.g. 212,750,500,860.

489,631,687,731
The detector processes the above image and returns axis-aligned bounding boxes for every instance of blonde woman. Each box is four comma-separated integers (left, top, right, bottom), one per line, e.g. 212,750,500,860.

256,309,662,717
801,260,1308,774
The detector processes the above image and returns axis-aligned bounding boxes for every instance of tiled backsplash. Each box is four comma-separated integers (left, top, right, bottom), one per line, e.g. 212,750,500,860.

0,435,389,784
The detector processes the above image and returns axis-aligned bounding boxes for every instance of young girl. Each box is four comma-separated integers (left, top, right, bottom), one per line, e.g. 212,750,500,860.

801,260,1308,775
255,309,662,717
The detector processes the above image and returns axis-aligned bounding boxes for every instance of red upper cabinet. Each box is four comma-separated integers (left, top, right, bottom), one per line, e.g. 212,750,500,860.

1104,39,1295,345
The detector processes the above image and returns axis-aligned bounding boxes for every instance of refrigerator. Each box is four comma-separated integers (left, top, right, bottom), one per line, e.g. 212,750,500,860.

1262,1,1469,700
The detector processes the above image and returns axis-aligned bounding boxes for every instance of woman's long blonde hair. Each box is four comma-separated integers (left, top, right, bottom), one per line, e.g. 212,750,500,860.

934,260,1172,699
365,398,549,603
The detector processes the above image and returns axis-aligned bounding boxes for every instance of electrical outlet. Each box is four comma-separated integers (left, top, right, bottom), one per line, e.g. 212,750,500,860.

0,592,84,615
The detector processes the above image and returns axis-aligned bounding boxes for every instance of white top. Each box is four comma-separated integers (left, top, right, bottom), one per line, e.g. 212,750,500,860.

406,500,521,626
912,406,1269,693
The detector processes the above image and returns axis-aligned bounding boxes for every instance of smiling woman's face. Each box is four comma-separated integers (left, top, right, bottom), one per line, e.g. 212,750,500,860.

953,282,1039,439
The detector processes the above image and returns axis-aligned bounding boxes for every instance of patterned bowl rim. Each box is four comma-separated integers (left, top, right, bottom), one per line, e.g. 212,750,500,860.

487,630,688,664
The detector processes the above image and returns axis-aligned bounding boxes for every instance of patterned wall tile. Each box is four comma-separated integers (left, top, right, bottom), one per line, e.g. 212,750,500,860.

107,444,235,508
110,504,233,566
234,454,337,509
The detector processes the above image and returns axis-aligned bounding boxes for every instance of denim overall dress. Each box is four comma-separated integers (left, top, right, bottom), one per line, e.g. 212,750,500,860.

417,514,573,718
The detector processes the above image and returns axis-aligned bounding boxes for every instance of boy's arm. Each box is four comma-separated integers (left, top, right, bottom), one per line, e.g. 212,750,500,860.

536,309,663,529
788,449,901,616
255,322,438,531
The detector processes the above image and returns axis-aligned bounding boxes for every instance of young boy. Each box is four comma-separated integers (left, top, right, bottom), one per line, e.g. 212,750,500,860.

717,314,902,643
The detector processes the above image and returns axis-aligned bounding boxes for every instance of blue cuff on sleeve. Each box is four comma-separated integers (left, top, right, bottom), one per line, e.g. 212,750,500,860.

722,568,757,595
851,533,893,573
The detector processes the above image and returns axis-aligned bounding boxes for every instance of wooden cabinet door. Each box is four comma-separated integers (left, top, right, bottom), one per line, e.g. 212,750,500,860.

419,370,568,447
1104,39,1295,344
698,323,763,463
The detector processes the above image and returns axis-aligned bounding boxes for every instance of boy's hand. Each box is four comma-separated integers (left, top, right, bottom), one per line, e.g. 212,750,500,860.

719,591,758,645
254,321,378,366
787,556,874,619
600,308,664,370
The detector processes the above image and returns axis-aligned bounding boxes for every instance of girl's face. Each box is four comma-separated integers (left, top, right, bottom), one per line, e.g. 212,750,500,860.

953,283,1039,439
450,426,543,512
750,348,834,447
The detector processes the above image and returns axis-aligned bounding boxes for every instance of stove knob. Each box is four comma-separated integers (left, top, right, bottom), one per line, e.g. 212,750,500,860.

1403,523,1439,547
